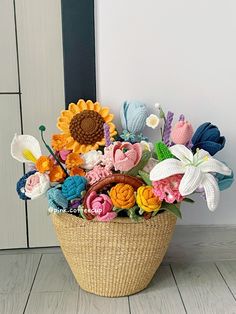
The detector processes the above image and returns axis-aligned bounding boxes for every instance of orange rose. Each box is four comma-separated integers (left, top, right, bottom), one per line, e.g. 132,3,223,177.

136,186,162,212
51,134,67,151
110,183,135,209
49,165,66,182
70,167,85,176
65,152,84,170
35,156,54,173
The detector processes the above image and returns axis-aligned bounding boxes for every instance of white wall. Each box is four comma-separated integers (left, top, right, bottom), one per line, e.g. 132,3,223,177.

95,0,236,225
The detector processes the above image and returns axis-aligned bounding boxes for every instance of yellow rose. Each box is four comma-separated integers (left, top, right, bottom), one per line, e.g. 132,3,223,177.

136,186,162,212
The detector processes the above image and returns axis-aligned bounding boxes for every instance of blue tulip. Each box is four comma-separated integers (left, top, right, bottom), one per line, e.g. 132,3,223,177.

192,122,225,155
62,176,87,200
47,187,68,212
16,170,36,200
120,101,148,134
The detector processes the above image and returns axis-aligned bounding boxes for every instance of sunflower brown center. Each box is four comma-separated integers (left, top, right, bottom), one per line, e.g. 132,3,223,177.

69,110,105,145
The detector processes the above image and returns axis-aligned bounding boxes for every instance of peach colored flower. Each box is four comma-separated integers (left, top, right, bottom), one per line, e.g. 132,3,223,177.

49,165,66,182
65,152,84,169
35,156,54,173
51,134,67,151
70,167,85,177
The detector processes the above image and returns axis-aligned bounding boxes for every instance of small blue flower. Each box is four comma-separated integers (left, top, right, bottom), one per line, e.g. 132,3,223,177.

136,133,149,143
192,122,225,156
47,187,68,213
16,170,36,200
120,101,148,134
120,130,136,143
62,176,87,200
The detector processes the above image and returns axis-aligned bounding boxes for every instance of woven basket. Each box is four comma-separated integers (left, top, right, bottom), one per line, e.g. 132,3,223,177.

51,174,177,297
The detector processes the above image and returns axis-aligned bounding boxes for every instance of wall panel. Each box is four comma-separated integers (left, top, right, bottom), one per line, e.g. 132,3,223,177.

0,0,18,92
0,95,26,249
16,0,65,246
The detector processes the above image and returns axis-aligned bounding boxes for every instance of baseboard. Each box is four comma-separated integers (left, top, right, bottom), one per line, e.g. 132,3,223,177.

1,226,236,262
164,225,236,263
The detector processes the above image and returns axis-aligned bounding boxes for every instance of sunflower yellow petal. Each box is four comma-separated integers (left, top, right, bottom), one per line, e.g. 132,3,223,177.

104,114,114,123
68,103,79,114
77,99,87,111
94,102,101,112
86,100,94,110
100,107,109,118
57,121,70,133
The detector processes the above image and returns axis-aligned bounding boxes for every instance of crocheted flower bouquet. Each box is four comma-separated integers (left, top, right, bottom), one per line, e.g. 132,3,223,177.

11,99,234,220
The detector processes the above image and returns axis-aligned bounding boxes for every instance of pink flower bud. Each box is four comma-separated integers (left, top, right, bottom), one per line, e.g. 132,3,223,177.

171,121,194,145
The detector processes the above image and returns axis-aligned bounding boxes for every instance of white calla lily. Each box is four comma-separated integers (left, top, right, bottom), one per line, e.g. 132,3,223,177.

150,144,232,211
11,134,42,163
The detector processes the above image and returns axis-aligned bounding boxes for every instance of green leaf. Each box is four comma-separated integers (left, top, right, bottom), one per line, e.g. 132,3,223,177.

138,170,152,186
126,150,151,176
155,141,174,161
161,203,182,219
128,206,142,222
183,197,195,203
113,207,124,213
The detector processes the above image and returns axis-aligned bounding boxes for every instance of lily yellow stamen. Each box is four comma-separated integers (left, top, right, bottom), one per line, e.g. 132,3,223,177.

22,149,37,163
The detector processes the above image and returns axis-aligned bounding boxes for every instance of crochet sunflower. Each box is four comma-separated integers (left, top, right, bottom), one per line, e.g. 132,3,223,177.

56,99,117,154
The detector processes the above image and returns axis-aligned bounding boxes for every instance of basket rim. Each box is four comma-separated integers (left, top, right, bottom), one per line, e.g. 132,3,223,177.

51,210,175,226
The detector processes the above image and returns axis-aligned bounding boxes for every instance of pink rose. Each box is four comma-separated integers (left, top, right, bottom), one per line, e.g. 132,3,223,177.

112,141,142,172
25,172,50,200
171,121,194,145
86,191,117,222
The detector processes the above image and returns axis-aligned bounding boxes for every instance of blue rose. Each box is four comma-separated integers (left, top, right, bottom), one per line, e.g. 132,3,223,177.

62,176,87,200
16,170,36,200
120,101,148,134
47,187,68,213
192,122,225,155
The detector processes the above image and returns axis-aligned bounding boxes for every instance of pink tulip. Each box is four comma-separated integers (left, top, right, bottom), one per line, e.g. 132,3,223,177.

171,121,194,145
112,142,142,171
86,191,117,222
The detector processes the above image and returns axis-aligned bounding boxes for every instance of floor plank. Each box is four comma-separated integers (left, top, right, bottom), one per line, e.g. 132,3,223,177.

0,254,41,314
172,262,236,314
129,265,186,314
78,289,129,314
0,293,29,314
0,254,41,293
216,261,236,299
32,253,78,292
24,291,78,314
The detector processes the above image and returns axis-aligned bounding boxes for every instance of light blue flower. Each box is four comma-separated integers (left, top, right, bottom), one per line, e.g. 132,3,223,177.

120,130,136,143
120,101,148,134
136,133,149,143
47,187,68,212
62,176,87,200
215,167,234,191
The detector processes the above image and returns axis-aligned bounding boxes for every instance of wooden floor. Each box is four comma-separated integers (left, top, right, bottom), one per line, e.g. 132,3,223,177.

0,251,236,314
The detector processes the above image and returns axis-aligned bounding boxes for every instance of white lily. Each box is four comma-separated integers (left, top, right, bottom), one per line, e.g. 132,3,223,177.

150,144,232,211
11,134,42,163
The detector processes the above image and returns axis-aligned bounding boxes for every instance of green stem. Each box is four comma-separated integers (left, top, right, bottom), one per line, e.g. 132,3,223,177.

39,126,69,178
